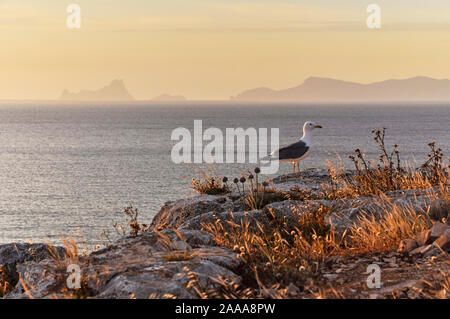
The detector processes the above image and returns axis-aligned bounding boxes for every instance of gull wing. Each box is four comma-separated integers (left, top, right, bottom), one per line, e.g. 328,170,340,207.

274,140,309,161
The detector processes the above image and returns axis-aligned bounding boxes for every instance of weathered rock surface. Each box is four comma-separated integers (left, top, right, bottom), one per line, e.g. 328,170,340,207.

152,170,445,235
0,243,65,292
180,199,332,234
397,239,418,253
325,187,444,233
398,222,450,257
4,230,241,299
429,222,449,242
434,229,450,251
150,195,238,231
271,169,331,194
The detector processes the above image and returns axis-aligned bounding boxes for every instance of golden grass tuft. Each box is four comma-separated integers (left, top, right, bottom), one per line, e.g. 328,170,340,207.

323,129,449,199
200,180,449,298
15,238,97,299
191,177,229,195
201,204,345,289
346,201,432,253
157,230,198,262
189,166,230,195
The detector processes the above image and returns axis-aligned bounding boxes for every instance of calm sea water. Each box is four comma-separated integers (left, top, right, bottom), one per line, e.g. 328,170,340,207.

0,102,449,246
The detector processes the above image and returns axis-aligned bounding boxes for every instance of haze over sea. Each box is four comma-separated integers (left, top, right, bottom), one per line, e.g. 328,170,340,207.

0,102,448,246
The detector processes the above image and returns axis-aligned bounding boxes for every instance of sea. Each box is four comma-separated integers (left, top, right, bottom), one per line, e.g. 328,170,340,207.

0,102,448,247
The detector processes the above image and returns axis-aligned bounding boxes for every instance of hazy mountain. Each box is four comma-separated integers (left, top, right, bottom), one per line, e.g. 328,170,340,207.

152,94,187,102
60,79,134,101
233,76,450,102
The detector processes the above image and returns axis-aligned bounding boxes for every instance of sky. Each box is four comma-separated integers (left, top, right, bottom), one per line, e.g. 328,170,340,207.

1,0,450,100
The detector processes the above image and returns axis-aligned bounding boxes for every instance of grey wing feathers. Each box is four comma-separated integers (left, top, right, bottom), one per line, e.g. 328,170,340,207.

277,140,309,160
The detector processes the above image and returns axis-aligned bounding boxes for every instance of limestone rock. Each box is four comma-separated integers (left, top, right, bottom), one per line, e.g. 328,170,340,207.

397,239,418,253
0,243,65,292
434,229,450,252
150,195,235,231
325,190,442,234
5,261,61,299
415,230,432,246
429,222,450,242
4,231,242,299
181,199,331,233
409,244,441,257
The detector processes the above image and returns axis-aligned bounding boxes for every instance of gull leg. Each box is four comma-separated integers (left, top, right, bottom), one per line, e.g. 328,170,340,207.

297,161,301,173
292,162,295,174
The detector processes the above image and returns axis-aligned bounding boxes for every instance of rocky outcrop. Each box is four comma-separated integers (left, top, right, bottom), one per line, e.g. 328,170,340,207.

0,243,66,294
180,199,332,233
2,169,448,299
4,230,241,299
150,169,334,232
150,195,238,231
398,222,450,257
324,186,443,233
152,174,444,236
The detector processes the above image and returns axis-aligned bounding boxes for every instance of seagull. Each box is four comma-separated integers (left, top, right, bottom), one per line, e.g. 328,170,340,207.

270,121,323,174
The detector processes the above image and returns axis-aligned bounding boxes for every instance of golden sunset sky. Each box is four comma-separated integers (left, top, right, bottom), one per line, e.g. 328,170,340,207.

1,0,450,100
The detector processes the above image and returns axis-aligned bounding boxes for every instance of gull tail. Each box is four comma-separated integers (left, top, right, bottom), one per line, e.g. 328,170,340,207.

260,151,279,163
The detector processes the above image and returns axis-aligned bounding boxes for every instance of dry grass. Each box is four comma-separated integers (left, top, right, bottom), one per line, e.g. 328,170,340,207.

1,240,82,298
244,189,293,211
15,238,98,299
112,205,150,238
185,268,256,299
162,251,196,262
439,268,450,298
199,187,447,298
156,230,198,262
190,176,229,195
191,166,310,211
0,265,11,297
412,260,450,299
201,205,344,290
323,129,448,199
190,167,230,195
122,205,150,236
346,200,433,253
325,163,446,199
429,185,450,222
428,269,450,299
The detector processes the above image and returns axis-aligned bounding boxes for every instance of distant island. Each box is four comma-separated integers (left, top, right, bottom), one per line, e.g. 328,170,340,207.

57,76,450,103
60,79,134,101
232,76,450,102
151,94,187,102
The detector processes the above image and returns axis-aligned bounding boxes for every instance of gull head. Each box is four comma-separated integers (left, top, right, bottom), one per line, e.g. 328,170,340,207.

303,121,323,133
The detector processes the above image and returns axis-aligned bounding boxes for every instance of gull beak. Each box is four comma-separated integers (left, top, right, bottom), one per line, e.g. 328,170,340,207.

315,125,323,129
